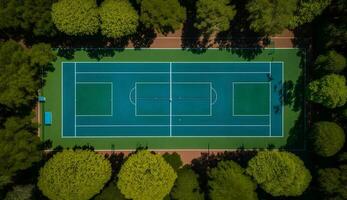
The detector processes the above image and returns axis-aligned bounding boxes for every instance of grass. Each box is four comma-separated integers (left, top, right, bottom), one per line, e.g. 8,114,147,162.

41,48,304,150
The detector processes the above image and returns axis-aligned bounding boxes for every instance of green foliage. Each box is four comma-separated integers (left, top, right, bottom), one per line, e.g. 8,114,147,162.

194,0,236,34
318,165,347,200
246,0,297,36
209,160,257,200
99,0,138,38
171,167,204,200
38,150,112,200
290,0,331,28
0,117,41,188
310,121,345,157
315,50,346,73
307,74,347,108
0,0,56,36
162,152,183,171
5,185,34,200
52,0,99,36
246,151,311,197
0,40,55,109
117,150,177,200
94,181,127,200
140,0,186,34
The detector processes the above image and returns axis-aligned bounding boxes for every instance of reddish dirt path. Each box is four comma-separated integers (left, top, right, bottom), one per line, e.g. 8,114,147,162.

127,29,295,48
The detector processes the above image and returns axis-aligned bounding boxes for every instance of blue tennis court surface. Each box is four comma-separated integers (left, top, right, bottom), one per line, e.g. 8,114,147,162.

62,62,284,138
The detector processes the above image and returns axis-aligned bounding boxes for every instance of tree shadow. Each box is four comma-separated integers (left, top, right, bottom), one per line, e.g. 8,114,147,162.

180,0,211,53
130,25,157,48
213,0,265,60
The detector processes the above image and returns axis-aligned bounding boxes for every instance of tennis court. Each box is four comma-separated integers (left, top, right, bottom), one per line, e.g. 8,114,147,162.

61,61,283,138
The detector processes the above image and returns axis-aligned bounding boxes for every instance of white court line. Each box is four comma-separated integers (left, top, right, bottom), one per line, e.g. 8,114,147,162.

269,63,272,136
129,87,136,105
61,62,64,138
76,124,270,127
63,61,286,138
76,72,270,74
62,135,283,138
169,62,172,137
64,61,285,64
74,63,77,137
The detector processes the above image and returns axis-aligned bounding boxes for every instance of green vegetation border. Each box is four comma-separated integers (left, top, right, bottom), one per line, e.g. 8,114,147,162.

41,48,305,150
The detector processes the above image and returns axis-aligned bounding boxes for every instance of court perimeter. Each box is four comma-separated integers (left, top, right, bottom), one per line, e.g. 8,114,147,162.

41,49,304,150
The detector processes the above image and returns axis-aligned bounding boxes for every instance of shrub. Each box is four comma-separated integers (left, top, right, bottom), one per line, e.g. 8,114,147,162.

171,167,204,200
307,74,347,108
246,151,311,197
38,150,111,200
140,0,186,34
315,50,346,73
117,150,177,200
52,0,99,35
310,121,345,157
162,152,183,171
99,0,138,38
209,160,257,200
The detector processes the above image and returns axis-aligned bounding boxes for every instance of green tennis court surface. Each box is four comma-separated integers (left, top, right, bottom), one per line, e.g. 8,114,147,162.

62,61,283,138
42,49,305,150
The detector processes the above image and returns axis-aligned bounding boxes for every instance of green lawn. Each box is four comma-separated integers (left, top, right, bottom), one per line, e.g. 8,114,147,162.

41,48,305,150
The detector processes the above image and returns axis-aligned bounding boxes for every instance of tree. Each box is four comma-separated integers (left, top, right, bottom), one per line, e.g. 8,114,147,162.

38,150,111,200
0,117,41,188
194,0,236,34
0,0,56,36
21,0,57,36
5,185,34,200
51,0,99,36
310,121,345,157
246,151,311,197
246,0,297,36
289,0,331,28
163,152,183,171
99,0,138,38
318,165,347,199
0,40,55,110
209,160,257,200
140,0,186,34
117,150,177,200
315,50,346,73
94,182,127,200
171,167,204,200
307,74,347,108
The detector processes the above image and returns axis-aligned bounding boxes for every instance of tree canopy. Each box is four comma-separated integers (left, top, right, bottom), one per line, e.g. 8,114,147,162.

0,40,55,110
5,184,34,200
290,0,331,28
246,0,297,35
307,74,347,108
246,151,311,197
310,121,345,157
162,152,183,171
209,160,258,200
117,150,177,200
38,150,112,200
194,0,236,34
318,165,347,200
99,0,139,38
0,0,56,36
140,0,186,34
0,116,41,188
171,167,204,200
51,0,99,36
315,50,346,73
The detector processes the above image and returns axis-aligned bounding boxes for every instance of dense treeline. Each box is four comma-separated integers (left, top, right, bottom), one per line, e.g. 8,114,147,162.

0,0,346,199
